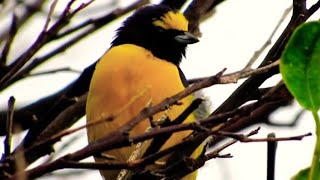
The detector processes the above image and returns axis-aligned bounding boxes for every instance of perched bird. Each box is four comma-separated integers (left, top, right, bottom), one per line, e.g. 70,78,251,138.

86,4,202,180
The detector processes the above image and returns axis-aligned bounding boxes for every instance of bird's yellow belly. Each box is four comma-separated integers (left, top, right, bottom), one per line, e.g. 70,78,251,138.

86,44,199,179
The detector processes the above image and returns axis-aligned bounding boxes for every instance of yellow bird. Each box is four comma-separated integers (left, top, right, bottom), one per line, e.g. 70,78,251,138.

86,5,201,180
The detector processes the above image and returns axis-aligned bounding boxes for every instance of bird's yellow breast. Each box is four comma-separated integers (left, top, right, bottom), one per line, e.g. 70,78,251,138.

86,44,194,127
86,44,196,165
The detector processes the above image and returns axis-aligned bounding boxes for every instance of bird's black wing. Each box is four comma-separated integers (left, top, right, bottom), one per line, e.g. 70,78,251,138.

178,66,189,87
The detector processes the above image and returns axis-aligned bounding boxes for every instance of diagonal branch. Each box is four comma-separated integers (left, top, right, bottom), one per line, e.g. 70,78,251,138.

0,0,93,89
213,0,314,115
0,14,18,67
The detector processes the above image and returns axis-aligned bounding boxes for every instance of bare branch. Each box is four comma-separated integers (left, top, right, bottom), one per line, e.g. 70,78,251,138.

161,127,259,179
212,1,314,115
189,59,279,84
4,96,15,156
42,0,59,32
243,6,292,70
0,14,17,66
0,0,149,90
0,1,45,43
0,0,91,89
16,94,88,165
217,130,311,142
53,0,149,40
205,127,260,160
27,68,81,77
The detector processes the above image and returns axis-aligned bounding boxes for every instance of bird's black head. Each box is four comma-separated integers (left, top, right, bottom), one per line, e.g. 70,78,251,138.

111,5,199,66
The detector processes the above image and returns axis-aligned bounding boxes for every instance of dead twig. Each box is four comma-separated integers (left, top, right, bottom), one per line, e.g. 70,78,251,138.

3,97,15,157
243,6,292,70
27,68,81,77
0,14,18,66
0,0,93,89
217,130,311,142
189,59,279,84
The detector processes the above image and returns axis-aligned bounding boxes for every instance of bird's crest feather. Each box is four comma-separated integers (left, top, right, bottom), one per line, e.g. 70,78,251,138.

153,11,188,31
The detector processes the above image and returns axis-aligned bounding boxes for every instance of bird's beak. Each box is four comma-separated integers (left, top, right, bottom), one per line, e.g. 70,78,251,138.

174,32,199,44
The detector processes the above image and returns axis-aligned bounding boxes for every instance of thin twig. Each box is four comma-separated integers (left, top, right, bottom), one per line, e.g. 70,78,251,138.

43,135,83,164
117,127,153,180
205,127,260,160
217,131,311,142
27,68,81,77
42,0,59,32
0,1,45,43
189,59,279,84
4,97,15,156
0,14,18,66
143,98,204,158
53,0,149,39
212,0,315,117
0,0,92,89
1,0,149,89
7,30,95,86
243,6,292,70
220,60,280,84
162,127,260,179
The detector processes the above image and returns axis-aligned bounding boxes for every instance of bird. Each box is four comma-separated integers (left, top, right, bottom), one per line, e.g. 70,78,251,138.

86,4,202,180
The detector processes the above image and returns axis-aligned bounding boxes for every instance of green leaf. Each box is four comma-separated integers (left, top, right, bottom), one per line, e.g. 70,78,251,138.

292,163,320,180
280,21,320,111
292,167,309,180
